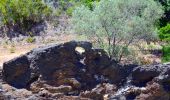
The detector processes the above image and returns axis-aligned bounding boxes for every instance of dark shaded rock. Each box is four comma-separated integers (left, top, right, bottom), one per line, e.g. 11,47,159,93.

132,65,160,86
2,41,111,90
102,64,136,85
2,55,31,88
132,64,170,90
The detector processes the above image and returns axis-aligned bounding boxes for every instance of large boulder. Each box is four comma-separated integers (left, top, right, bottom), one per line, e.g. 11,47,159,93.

132,64,170,87
132,65,160,86
2,41,112,89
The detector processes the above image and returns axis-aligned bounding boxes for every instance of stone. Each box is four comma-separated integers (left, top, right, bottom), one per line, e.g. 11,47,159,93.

2,41,111,90
136,82,170,100
45,85,72,93
80,83,117,100
132,65,160,86
2,55,31,88
1,41,170,100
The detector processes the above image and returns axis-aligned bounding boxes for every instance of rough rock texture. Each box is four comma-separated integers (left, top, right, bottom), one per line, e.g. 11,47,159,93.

132,65,160,86
3,41,110,89
109,64,170,100
1,41,170,100
3,55,31,88
132,64,170,87
136,81,170,100
80,83,117,100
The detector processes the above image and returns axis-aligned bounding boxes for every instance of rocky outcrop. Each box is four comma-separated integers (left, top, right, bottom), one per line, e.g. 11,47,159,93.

1,41,170,100
3,41,111,89
109,64,170,100
131,64,170,87
136,81,170,100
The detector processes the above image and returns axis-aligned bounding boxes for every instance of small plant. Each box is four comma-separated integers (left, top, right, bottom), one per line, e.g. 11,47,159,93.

26,37,36,43
9,47,15,53
9,44,15,53
66,7,75,16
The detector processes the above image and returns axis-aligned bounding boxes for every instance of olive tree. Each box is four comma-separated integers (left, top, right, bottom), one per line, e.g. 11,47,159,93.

72,0,164,62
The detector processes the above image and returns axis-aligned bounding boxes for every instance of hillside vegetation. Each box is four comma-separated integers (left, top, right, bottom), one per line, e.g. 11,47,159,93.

0,0,169,64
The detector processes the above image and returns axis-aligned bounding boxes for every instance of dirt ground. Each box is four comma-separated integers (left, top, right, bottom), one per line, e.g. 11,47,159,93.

0,44,38,67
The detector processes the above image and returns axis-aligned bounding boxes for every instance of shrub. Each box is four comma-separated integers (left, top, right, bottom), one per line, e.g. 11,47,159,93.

162,45,170,62
0,0,52,34
26,37,36,43
159,24,170,62
155,0,170,26
72,0,164,62
44,0,100,16
159,23,170,42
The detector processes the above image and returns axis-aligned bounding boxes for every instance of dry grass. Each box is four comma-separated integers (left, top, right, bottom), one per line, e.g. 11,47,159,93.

0,34,82,67
0,44,38,67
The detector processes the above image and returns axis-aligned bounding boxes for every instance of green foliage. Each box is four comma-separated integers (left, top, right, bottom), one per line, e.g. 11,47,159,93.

44,0,100,16
72,0,164,62
155,0,170,26
80,0,100,9
26,37,36,43
66,6,74,16
159,23,170,62
162,45,170,62
0,0,52,32
159,23,170,42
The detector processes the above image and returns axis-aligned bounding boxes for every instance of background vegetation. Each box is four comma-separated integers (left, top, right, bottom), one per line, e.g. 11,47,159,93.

0,0,52,37
0,0,169,64
72,0,164,62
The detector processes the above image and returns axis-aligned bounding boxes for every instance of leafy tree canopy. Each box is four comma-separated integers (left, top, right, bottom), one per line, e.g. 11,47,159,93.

72,0,164,62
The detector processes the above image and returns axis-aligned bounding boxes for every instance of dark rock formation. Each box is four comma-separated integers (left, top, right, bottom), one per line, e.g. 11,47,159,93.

132,65,160,86
1,41,170,100
2,41,112,89
131,64,170,87
109,64,170,100
3,55,31,88
136,81,170,100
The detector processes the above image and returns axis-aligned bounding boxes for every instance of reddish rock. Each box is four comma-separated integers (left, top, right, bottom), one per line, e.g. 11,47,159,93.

80,83,117,100
136,82,170,100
